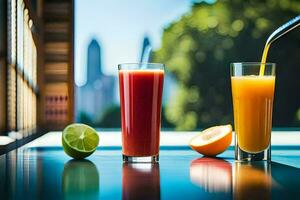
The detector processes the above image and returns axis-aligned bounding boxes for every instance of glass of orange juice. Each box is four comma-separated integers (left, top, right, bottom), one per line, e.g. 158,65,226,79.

231,63,276,161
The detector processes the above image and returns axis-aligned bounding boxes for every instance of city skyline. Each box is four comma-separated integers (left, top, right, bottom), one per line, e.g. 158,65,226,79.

75,0,194,86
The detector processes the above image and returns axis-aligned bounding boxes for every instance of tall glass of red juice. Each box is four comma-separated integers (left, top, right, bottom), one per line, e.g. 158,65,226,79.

118,63,164,163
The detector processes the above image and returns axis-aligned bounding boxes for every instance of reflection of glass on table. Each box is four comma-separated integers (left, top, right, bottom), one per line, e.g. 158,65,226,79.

234,162,272,200
122,163,160,200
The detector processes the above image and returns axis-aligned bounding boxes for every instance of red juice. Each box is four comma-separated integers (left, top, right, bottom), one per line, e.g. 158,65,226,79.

119,69,164,157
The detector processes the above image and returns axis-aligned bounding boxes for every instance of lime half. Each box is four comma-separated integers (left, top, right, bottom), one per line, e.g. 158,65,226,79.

62,123,99,159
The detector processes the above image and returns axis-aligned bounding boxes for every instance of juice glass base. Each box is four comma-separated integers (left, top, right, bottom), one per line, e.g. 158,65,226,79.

123,155,159,163
235,144,270,162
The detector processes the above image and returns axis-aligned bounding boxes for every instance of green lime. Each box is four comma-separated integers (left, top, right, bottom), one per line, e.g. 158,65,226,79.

62,123,99,159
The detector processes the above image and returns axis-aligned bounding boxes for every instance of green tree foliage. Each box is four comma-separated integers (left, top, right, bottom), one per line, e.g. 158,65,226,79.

153,0,300,130
78,112,94,126
78,106,121,128
98,106,121,128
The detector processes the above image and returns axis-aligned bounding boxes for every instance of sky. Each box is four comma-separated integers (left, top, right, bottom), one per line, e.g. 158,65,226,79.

74,0,195,86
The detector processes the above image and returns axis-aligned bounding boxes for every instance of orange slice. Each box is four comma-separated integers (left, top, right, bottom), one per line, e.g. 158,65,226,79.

189,124,232,156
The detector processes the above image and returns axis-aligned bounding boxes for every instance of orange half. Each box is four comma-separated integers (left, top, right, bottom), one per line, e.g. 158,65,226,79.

189,124,232,157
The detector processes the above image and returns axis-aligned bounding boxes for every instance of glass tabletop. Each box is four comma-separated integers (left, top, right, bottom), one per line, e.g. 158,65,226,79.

1,146,300,200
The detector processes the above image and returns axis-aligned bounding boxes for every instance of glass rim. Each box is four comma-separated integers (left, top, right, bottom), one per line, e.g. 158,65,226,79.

231,62,276,66
231,62,276,76
118,62,165,70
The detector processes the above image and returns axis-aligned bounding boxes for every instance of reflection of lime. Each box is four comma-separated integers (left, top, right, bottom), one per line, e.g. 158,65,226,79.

62,160,99,200
62,123,99,159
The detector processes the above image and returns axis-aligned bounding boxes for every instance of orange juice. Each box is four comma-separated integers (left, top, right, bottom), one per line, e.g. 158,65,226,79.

231,76,275,153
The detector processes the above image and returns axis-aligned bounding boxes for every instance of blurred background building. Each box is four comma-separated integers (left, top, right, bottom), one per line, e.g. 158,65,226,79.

76,39,116,123
42,0,74,130
0,0,74,140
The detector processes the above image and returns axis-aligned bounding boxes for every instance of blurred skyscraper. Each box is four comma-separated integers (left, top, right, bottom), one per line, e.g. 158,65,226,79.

76,39,116,122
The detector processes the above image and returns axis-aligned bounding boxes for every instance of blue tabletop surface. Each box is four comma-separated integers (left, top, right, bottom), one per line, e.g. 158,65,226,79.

1,146,300,200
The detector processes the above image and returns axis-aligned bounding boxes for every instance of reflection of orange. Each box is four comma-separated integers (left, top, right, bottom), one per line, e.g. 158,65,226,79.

190,158,232,193
189,125,232,156
234,163,272,200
